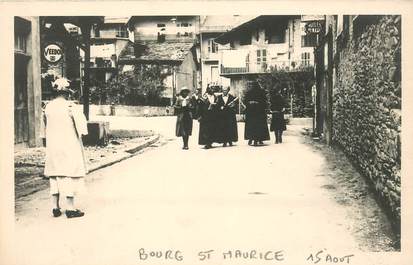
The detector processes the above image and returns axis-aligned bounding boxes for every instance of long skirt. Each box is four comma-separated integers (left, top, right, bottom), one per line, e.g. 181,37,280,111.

176,111,193,137
198,114,218,145
244,112,270,141
270,112,286,131
216,111,238,143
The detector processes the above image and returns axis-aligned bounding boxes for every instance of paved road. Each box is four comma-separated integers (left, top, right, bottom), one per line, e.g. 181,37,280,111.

14,117,398,265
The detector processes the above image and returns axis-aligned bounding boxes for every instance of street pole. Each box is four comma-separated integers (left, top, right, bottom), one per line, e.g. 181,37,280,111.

81,23,91,120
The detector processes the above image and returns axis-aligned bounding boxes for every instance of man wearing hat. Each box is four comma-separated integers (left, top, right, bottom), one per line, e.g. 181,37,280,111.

41,77,88,218
174,87,193,150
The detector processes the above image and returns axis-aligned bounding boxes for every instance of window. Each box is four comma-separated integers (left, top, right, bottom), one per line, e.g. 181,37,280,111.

180,22,189,27
208,39,219,53
257,49,267,65
14,33,27,53
301,52,311,66
116,26,128,38
157,23,166,28
301,34,318,47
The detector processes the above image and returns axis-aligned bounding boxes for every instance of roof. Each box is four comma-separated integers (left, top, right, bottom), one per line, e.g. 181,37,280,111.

104,16,129,24
200,15,257,33
127,16,198,31
119,41,195,64
215,15,299,44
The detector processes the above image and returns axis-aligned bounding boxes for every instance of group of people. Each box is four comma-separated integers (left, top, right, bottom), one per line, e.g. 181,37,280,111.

174,84,238,149
174,80,287,150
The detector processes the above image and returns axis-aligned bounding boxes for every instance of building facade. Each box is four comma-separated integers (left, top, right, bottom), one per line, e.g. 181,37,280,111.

198,16,249,92
88,17,134,87
14,16,42,148
121,16,200,103
214,15,322,113
127,16,199,44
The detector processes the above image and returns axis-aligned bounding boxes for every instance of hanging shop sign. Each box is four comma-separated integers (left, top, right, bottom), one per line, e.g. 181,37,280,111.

305,21,323,34
44,43,63,63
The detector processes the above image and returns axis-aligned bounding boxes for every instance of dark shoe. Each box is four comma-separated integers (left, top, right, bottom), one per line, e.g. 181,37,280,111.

258,141,264,145
204,145,211,149
52,208,62,217
248,140,253,145
223,143,227,147
229,142,233,146
66,209,85,218
183,146,189,150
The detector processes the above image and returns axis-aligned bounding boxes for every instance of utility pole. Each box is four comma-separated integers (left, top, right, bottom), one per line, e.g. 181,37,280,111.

81,23,92,120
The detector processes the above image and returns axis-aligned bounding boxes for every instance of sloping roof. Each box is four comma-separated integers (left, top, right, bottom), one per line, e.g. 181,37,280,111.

104,16,129,24
200,15,256,33
119,41,195,64
215,15,299,44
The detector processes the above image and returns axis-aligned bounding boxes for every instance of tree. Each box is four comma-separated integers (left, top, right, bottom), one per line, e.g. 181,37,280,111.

91,64,169,106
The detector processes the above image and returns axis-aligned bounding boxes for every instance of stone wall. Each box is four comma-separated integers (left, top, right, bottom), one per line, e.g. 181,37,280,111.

332,16,401,228
76,105,174,117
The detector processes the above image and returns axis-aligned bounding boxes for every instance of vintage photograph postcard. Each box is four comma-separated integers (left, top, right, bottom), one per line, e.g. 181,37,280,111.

1,1,413,265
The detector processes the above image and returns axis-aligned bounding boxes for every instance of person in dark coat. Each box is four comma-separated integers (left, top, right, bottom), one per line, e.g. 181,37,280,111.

216,86,238,147
191,88,203,120
243,80,270,146
174,87,193,150
270,92,287,144
198,85,218,149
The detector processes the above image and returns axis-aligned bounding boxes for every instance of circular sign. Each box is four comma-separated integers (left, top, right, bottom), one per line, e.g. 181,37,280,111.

44,43,63,63
305,21,323,34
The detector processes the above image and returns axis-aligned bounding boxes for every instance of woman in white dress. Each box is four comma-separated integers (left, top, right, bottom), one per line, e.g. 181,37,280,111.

42,77,88,218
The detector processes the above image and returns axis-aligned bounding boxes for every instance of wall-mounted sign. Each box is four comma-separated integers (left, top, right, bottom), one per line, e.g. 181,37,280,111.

305,21,323,34
44,43,63,63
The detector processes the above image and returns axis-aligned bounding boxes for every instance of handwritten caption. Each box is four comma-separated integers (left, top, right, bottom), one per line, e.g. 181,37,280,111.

137,248,354,263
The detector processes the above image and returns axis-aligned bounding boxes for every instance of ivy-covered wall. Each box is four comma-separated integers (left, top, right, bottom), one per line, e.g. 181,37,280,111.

333,16,401,228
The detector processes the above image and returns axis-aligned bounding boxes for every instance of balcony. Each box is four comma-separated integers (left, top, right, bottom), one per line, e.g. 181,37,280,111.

221,60,312,76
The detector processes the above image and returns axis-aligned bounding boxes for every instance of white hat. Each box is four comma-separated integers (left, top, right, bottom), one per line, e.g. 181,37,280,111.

52,77,74,93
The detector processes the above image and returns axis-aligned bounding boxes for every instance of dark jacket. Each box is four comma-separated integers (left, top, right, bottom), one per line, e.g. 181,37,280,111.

270,94,287,131
216,94,238,143
198,94,219,145
243,88,270,141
